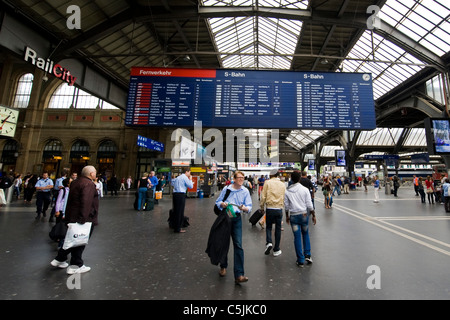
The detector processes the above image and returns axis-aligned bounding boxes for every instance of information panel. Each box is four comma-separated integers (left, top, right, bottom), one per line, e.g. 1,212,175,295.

125,67,376,130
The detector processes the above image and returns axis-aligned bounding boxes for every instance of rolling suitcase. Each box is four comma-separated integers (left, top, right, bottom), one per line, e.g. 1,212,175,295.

249,209,264,226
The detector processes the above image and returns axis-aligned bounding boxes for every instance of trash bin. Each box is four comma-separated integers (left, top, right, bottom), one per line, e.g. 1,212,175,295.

198,190,204,199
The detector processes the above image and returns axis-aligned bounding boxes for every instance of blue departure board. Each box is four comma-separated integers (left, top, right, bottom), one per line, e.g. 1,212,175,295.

137,135,164,152
125,67,376,130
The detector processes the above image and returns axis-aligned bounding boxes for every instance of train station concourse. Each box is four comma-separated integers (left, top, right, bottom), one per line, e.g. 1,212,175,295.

0,0,449,304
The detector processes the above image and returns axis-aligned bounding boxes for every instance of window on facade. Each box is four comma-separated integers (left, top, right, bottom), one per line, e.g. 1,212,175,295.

44,139,63,152
12,73,34,108
48,83,119,109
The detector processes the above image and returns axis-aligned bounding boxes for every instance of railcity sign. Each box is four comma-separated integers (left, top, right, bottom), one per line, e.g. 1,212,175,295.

24,46,77,86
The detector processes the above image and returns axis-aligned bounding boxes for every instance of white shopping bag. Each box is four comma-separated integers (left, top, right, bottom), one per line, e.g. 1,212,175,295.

62,222,92,250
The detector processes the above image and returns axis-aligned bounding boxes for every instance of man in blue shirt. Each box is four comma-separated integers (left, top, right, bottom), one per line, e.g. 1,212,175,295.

149,171,159,198
35,171,54,220
171,168,193,233
214,170,252,284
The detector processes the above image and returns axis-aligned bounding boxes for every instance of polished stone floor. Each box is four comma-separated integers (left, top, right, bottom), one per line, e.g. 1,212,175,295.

1,185,450,300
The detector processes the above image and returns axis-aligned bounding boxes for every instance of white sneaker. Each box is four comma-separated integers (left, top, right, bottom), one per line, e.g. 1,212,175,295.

273,250,282,257
66,265,91,275
264,243,272,255
50,259,68,269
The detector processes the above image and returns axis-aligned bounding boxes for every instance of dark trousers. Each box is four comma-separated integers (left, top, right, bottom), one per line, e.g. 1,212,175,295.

445,196,450,212
55,225,94,267
172,193,186,232
266,208,283,252
36,191,51,216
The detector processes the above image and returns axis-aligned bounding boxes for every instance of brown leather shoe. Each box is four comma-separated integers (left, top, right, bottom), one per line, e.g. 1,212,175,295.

235,275,248,284
219,268,226,277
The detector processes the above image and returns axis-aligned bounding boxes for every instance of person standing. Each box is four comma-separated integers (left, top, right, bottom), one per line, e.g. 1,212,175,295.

170,168,193,233
126,176,132,190
136,172,149,211
260,169,286,257
284,171,316,267
425,175,435,204
215,171,252,284
299,171,315,208
413,175,419,196
149,171,159,199
418,177,426,203
35,171,54,220
373,175,380,203
257,175,265,200
392,175,400,197
51,165,99,274
442,178,450,212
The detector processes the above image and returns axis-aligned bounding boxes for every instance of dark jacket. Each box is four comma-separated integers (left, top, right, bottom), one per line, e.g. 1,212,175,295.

205,212,231,266
65,175,99,225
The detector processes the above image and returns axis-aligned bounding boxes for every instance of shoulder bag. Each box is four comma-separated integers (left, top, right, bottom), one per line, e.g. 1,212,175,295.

214,188,232,215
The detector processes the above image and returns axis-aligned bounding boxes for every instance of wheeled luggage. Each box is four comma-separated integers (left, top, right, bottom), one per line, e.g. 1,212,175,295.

249,209,264,226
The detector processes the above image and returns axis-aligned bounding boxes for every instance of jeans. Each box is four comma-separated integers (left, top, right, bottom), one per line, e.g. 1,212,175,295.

333,185,341,196
266,208,283,252
220,215,244,279
290,213,311,264
137,187,148,210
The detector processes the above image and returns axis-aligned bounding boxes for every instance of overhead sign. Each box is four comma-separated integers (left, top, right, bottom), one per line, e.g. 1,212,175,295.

24,47,77,86
137,135,164,152
364,154,399,160
125,67,376,130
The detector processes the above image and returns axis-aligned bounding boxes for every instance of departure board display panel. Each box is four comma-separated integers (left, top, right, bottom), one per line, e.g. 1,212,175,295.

125,67,376,130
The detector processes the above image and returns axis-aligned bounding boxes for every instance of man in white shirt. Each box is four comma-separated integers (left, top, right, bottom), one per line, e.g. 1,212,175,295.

284,171,316,267
170,168,193,233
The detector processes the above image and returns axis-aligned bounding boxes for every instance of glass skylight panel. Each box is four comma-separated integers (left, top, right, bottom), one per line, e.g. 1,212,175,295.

202,1,305,69
380,0,450,57
403,128,426,146
341,30,425,100
356,128,403,146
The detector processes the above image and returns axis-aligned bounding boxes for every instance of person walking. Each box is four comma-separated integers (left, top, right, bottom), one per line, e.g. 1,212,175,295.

170,168,193,233
260,169,286,257
284,171,316,267
214,171,252,284
373,175,380,203
50,165,99,274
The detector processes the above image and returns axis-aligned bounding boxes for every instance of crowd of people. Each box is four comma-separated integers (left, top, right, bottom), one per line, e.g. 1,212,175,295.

3,165,450,284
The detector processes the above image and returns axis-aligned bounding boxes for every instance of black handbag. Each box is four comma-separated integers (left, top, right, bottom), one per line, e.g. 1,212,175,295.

49,220,68,241
214,188,231,215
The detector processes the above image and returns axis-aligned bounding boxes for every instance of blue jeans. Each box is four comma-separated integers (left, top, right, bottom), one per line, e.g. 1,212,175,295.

266,208,283,252
137,187,148,210
290,213,311,264
220,216,244,279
